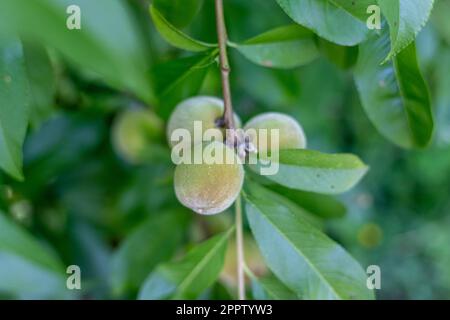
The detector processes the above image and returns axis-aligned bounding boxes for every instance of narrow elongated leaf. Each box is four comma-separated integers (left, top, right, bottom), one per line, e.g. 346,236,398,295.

0,38,30,180
275,0,370,46
354,30,434,148
153,51,218,119
23,43,55,127
245,178,323,228
243,181,374,300
150,5,215,52
0,253,71,299
378,0,435,61
247,268,298,300
153,0,204,29
0,213,70,299
234,25,319,69
0,0,152,103
139,228,233,300
268,184,346,219
250,149,368,194
110,211,190,296
0,213,64,272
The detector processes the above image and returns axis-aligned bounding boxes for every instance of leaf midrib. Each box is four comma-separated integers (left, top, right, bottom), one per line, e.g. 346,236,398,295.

175,228,233,296
245,195,344,299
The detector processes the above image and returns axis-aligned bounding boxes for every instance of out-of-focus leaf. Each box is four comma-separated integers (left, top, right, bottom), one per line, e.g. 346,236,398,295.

22,43,56,127
150,4,214,52
234,25,318,69
275,0,370,46
153,0,204,29
243,181,374,300
432,0,450,44
0,213,64,272
0,38,30,181
0,0,153,103
110,210,190,296
250,149,368,194
139,228,233,300
378,0,435,61
354,30,434,148
317,38,358,70
152,51,218,119
267,184,346,219
248,269,298,300
435,49,450,145
0,213,70,299
67,218,112,297
0,252,71,299
22,113,106,196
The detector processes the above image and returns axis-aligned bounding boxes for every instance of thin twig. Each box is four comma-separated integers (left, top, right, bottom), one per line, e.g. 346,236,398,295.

215,0,235,131
235,194,245,300
215,0,245,300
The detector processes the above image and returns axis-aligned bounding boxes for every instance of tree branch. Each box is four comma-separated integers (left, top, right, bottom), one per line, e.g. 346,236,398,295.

215,0,245,300
215,0,235,131
235,194,245,300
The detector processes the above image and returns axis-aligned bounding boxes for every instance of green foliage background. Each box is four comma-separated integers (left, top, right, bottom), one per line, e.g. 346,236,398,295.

0,0,449,299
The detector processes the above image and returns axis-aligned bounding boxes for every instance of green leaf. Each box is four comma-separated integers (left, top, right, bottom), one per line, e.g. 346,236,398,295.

0,0,153,103
268,184,346,219
435,50,450,145
275,0,370,46
432,0,450,45
22,42,56,128
354,30,434,148
0,213,71,298
110,210,190,296
153,0,204,29
139,228,233,300
0,38,30,181
317,38,358,70
243,181,374,300
150,4,216,52
331,0,379,21
152,51,218,119
0,213,64,273
249,149,368,194
378,0,435,61
247,268,299,300
233,25,319,69
0,252,71,299
245,177,322,228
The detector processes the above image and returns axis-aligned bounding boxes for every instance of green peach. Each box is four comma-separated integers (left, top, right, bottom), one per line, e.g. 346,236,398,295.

112,108,164,163
244,112,306,153
174,141,244,215
167,96,241,147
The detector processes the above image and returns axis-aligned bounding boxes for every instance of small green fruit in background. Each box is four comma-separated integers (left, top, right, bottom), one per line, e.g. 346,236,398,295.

112,108,164,163
244,112,307,153
174,141,244,215
167,96,241,147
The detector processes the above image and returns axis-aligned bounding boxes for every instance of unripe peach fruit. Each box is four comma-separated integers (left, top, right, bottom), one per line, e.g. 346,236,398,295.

167,96,241,147
112,108,163,163
174,141,244,215
244,112,306,153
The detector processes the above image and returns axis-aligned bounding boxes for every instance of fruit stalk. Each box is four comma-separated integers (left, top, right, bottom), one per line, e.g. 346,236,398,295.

215,0,245,300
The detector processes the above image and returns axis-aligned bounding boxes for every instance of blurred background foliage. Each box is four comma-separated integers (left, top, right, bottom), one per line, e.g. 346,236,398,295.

0,0,449,299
